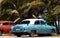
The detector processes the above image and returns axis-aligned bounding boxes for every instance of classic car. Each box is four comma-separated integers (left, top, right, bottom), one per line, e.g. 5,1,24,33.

10,19,57,37
0,20,14,35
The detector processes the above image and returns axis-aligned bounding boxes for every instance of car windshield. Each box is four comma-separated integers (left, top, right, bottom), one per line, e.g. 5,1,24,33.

20,21,30,24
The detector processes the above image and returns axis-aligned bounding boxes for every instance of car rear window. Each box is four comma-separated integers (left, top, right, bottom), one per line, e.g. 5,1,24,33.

35,20,46,25
3,22,9,25
20,21,30,24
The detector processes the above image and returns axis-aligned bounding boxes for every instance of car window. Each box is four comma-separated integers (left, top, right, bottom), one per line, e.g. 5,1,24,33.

10,22,14,25
20,21,30,24
3,22,9,25
34,20,46,25
34,21,40,24
40,21,45,24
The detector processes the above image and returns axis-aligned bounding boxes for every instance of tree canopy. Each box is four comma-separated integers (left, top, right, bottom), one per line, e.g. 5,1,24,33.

0,0,60,25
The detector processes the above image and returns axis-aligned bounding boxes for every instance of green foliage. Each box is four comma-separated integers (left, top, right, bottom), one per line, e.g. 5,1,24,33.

0,0,60,24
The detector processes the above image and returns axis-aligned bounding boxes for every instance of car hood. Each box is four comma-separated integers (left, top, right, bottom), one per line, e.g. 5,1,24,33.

15,24,28,27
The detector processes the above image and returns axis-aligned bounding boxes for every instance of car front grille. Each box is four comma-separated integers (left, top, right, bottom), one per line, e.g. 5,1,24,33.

13,26,24,32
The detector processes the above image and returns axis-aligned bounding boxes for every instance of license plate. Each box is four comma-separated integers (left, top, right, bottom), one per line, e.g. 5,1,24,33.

16,29,20,30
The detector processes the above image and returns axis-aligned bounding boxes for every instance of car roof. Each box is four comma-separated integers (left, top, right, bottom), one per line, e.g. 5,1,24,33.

23,19,45,21
0,20,13,23
22,19,46,24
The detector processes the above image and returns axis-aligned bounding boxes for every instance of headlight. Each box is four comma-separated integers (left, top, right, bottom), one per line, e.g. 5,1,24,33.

11,26,14,29
10,26,14,31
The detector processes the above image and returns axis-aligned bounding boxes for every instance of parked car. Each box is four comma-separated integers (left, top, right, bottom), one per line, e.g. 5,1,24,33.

0,20,14,35
10,19,57,37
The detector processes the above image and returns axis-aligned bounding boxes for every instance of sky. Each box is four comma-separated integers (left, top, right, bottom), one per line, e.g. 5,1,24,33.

0,0,3,3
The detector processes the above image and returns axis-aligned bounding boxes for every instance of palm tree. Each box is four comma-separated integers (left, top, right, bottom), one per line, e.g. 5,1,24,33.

1,0,60,24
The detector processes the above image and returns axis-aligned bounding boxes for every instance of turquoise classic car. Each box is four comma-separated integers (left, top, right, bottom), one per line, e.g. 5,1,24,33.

10,19,57,37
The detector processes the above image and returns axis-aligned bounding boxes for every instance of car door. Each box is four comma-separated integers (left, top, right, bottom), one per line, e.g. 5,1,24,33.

2,22,11,33
34,20,47,34
40,21,52,33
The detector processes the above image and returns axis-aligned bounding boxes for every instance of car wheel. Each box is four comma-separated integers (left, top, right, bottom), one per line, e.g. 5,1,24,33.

0,31,2,36
16,34,21,37
51,30,57,36
29,30,37,37
38,34,42,36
